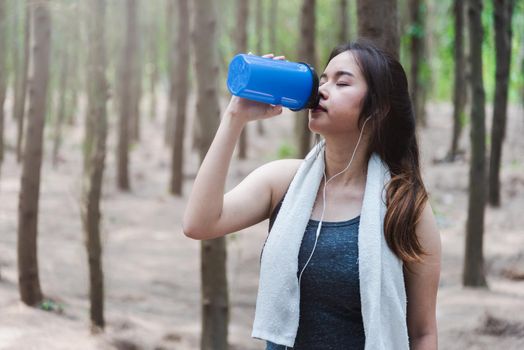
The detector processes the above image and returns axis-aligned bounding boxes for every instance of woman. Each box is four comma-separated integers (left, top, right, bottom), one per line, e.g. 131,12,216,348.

183,40,441,350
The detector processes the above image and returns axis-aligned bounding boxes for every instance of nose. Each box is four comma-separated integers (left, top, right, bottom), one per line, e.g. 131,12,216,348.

318,85,328,101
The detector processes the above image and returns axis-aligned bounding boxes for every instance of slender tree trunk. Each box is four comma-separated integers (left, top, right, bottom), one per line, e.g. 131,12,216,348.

165,0,175,147
82,0,108,330
357,0,399,60
117,0,137,191
0,0,6,172
296,0,316,158
17,0,51,306
268,0,277,52
148,6,159,121
338,0,349,43
448,0,467,161
191,0,229,349
170,0,190,196
255,0,266,135
409,0,427,127
488,0,514,207
67,3,81,126
131,30,142,143
11,0,20,122
52,42,70,168
463,0,487,288
16,2,31,162
236,0,249,160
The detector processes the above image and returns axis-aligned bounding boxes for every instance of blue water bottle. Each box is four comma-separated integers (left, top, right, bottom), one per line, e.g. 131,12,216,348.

226,53,320,111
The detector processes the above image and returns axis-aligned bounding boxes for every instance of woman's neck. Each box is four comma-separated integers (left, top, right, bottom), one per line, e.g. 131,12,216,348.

322,134,369,187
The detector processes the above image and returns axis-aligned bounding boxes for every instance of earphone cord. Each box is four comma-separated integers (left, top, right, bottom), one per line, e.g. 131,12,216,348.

285,117,371,350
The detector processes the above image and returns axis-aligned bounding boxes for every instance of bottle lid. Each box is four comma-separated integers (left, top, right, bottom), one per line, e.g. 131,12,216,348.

290,62,320,111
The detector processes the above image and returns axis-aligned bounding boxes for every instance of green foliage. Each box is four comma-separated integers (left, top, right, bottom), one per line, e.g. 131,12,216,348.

39,299,64,314
277,142,296,159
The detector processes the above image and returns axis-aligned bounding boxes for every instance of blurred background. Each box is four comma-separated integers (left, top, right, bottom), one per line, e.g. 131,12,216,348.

0,0,523,349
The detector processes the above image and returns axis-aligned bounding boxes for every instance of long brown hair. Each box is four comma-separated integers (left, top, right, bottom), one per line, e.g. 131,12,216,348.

326,40,429,268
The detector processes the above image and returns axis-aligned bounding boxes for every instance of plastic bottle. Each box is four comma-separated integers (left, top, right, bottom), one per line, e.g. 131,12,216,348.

226,53,320,111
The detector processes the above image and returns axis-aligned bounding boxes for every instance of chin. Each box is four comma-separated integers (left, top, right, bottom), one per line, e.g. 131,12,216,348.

308,118,328,136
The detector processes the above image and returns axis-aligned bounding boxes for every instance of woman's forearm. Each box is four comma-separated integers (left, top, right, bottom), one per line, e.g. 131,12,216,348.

182,110,245,235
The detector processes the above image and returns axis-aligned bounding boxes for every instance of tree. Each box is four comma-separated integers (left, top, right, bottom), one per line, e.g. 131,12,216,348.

357,0,400,59
0,0,6,174
164,0,176,147
338,0,350,43
236,0,249,159
255,0,266,135
463,0,487,287
448,0,467,161
409,0,427,127
191,0,229,348
147,3,160,122
170,0,190,196
268,0,277,52
52,25,71,167
17,0,51,306
82,0,109,329
488,0,515,207
296,0,316,158
15,1,31,163
117,0,137,191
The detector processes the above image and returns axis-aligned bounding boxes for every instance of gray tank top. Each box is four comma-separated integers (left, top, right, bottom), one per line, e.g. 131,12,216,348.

262,197,365,350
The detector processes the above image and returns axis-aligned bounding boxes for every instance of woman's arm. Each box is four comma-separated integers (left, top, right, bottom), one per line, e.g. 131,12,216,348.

182,55,289,240
404,200,442,350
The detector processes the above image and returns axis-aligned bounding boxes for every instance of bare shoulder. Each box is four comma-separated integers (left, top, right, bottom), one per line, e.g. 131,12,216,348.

257,158,302,216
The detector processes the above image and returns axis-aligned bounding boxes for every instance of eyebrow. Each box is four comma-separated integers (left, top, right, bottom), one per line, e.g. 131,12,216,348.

320,70,355,80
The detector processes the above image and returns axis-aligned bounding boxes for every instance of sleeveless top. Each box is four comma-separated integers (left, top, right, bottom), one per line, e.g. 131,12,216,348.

262,196,366,350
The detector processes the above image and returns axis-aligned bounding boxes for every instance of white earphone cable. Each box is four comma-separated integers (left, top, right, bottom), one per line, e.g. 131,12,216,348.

285,117,371,350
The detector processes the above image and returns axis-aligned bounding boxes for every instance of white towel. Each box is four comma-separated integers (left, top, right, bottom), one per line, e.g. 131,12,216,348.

251,140,410,349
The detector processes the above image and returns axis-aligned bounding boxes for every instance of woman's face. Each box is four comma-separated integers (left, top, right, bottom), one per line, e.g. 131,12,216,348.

309,50,368,136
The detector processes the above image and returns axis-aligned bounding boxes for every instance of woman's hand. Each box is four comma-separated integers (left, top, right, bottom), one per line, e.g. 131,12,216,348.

224,53,286,124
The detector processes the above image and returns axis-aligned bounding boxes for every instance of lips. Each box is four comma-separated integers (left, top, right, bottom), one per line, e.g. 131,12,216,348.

312,104,327,113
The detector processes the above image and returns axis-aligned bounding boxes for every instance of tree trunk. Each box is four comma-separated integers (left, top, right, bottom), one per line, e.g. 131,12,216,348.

17,0,51,306
148,6,159,121
0,0,6,172
82,0,108,330
16,2,31,163
67,3,81,126
191,0,229,349
236,0,249,160
357,0,400,60
52,40,70,168
165,0,175,147
338,0,349,43
488,0,514,207
463,0,487,288
448,0,467,161
131,29,142,143
268,0,277,52
409,0,427,127
117,0,137,191
170,0,190,196
11,0,20,123
255,0,266,135
296,0,316,158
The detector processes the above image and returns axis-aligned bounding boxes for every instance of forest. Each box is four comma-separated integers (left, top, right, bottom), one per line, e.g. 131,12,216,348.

0,0,523,349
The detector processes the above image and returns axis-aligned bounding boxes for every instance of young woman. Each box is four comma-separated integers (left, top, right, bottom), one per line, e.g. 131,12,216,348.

183,40,441,350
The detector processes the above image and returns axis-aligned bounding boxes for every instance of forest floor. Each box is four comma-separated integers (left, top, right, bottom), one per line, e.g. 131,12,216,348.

1,96,524,350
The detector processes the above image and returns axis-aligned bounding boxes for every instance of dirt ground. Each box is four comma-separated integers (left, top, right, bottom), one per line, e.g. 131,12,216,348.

1,93,523,349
